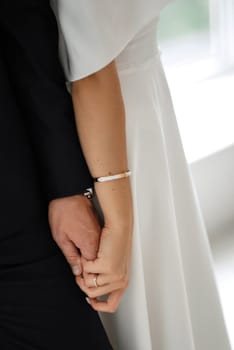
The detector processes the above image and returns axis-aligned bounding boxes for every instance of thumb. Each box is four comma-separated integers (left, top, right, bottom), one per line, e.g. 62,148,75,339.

58,238,82,276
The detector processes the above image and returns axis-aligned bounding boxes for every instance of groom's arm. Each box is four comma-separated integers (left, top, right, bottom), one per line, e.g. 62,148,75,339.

1,1,93,201
0,1,100,267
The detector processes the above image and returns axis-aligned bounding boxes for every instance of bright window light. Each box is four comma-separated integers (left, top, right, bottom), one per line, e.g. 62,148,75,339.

157,0,234,163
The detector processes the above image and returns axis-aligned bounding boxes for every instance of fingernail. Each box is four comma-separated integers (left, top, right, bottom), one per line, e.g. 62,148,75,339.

85,297,91,305
72,265,81,276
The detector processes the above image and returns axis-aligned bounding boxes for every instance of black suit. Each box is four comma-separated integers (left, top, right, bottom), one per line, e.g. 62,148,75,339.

0,1,111,348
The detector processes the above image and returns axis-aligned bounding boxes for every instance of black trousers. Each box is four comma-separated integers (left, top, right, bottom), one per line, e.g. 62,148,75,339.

0,219,112,349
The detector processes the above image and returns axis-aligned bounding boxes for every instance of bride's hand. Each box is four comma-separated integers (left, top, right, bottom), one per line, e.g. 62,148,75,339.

70,61,133,312
76,223,132,313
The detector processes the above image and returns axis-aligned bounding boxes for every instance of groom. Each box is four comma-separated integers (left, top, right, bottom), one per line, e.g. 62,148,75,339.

0,2,100,278
0,2,113,349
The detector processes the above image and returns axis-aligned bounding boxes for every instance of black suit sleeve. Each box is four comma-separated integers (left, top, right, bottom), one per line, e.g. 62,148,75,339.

0,1,93,201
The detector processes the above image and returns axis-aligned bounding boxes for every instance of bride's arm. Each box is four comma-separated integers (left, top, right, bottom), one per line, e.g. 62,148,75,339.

71,61,133,312
71,61,132,229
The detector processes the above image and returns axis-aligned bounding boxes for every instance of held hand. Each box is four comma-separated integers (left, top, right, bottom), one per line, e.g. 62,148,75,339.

48,194,101,276
76,223,133,313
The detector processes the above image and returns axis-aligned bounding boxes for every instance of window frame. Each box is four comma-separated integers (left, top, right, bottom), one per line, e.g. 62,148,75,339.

158,0,234,163
209,0,234,72
159,0,234,78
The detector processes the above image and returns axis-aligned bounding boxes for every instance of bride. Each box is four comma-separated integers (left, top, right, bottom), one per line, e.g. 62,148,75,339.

52,1,231,349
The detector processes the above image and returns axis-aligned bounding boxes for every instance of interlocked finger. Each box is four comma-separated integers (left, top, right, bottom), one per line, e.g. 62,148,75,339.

84,272,123,288
88,289,125,313
82,271,100,288
76,275,126,299
57,239,82,276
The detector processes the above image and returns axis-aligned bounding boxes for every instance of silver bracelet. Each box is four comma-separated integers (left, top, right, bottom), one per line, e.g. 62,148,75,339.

94,170,131,183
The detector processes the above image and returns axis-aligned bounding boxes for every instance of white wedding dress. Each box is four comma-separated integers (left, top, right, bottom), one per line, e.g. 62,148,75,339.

52,1,231,349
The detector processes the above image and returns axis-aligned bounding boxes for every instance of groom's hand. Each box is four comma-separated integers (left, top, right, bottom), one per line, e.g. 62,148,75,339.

48,194,101,276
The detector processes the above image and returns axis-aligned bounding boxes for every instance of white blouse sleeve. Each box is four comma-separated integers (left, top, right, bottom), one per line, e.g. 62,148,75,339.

51,0,171,81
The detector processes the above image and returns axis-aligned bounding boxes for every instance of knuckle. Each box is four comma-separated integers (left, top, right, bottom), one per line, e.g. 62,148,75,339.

83,251,96,261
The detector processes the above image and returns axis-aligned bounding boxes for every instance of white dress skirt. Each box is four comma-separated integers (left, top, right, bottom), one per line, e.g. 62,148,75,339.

52,1,231,349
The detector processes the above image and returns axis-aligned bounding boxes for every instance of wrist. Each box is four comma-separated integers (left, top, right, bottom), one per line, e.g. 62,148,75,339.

105,216,133,233
49,186,93,202
93,170,131,183
94,177,133,219
49,191,92,210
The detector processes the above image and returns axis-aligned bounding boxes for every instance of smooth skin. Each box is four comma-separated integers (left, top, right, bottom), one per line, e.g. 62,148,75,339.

71,61,133,313
48,194,101,275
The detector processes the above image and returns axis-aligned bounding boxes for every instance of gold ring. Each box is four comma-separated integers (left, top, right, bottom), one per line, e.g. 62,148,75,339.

93,276,98,288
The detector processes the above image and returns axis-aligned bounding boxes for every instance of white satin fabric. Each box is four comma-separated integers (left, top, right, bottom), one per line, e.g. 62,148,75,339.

52,2,231,349
52,0,170,80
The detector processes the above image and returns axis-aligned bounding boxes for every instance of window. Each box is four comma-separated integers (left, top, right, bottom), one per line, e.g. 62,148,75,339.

210,0,234,70
158,0,210,66
157,0,234,163
158,0,234,76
